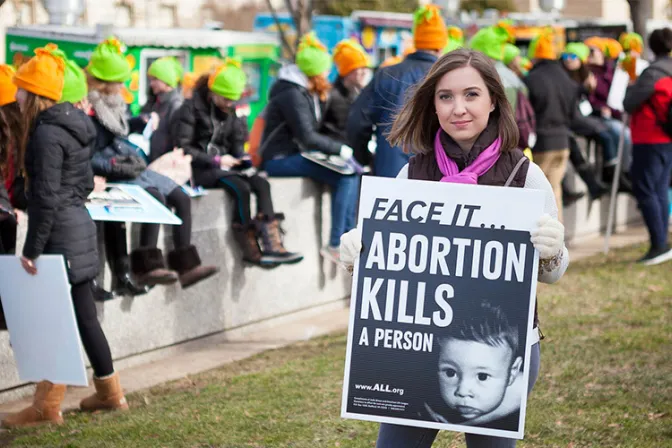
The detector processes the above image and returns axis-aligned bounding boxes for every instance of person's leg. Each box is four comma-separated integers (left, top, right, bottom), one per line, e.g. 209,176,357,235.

103,221,149,296
140,187,164,248
568,136,608,200
217,175,253,225
533,149,569,222
266,155,359,248
376,424,438,448
246,174,275,217
166,187,192,249
165,188,219,287
605,119,632,171
465,343,541,448
630,144,667,252
655,146,672,248
597,130,618,166
71,282,114,377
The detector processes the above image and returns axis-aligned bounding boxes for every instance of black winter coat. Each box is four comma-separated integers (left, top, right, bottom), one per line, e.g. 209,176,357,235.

145,90,184,163
524,60,580,152
261,66,342,164
320,77,358,144
174,81,246,174
23,103,98,285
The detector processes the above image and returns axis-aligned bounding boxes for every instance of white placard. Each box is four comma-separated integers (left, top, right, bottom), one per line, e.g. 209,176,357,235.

607,59,650,112
341,176,545,440
86,183,182,225
0,256,88,386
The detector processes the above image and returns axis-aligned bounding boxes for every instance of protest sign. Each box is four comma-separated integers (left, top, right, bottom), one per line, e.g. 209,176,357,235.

0,256,88,386
607,59,649,112
86,183,182,225
341,176,545,440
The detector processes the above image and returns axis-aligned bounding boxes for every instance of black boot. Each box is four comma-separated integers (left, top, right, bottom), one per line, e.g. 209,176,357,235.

232,222,278,268
112,256,150,297
576,164,609,200
92,278,114,302
130,247,179,287
255,213,304,264
562,176,585,207
167,245,219,289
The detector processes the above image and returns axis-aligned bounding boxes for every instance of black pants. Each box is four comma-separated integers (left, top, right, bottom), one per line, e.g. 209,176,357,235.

72,282,114,378
0,218,17,254
141,187,191,249
201,171,274,224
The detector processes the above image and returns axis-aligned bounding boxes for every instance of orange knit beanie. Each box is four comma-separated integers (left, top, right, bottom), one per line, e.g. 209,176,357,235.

13,44,65,101
413,4,448,51
333,39,370,76
0,65,18,106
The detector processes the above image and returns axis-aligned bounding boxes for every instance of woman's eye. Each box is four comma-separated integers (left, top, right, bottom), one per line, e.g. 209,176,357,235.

477,373,490,381
466,92,479,98
444,368,457,378
439,94,452,100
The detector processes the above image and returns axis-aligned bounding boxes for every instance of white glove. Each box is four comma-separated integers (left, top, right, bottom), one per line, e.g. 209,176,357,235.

340,228,362,268
340,145,354,160
530,214,564,259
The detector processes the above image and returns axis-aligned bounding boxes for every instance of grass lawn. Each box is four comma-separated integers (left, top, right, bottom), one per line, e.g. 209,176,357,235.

2,244,671,448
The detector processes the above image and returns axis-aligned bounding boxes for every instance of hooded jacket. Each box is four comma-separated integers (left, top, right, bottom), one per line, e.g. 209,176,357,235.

321,77,359,144
623,56,672,144
261,65,342,165
347,51,438,177
23,102,99,284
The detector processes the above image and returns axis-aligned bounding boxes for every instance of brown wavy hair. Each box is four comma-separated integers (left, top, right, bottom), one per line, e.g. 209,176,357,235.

388,48,519,155
307,74,331,102
0,102,26,178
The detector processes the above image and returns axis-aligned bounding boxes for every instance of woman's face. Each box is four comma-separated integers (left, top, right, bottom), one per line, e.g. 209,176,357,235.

587,47,605,66
15,88,29,111
211,93,235,112
561,54,581,71
434,65,494,151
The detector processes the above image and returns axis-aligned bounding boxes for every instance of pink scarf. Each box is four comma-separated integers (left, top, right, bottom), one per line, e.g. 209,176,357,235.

434,130,501,184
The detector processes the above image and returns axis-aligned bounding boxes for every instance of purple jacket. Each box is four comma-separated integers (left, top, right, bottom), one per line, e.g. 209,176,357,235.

588,61,622,120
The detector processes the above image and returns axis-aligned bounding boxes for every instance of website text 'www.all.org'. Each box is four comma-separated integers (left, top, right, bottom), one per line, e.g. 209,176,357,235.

354,383,405,396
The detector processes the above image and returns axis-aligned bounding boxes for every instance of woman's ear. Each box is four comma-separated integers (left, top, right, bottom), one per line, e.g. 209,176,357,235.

490,102,496,112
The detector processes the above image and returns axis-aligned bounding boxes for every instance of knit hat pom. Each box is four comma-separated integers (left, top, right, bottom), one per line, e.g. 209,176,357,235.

412,4,448,51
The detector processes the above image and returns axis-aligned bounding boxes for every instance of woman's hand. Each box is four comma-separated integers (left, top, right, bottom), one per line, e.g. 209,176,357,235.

14,209,25,225
530,214,564,259
220,155,241,170
150,112,160,131
601,106,612,119
584,73,597,92
20,256,37,275
340,228,363,270
93,176,107,193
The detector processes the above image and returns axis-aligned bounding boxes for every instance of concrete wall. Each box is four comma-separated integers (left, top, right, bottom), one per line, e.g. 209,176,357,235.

0,171,641,401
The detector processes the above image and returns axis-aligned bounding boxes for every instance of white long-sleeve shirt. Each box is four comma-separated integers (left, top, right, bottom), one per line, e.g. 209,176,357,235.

396,162,570,285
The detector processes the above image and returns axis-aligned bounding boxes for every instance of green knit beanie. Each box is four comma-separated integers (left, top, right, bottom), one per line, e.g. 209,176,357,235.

86,36,132,82
503,44,521,65
60,58,88,104
208,57,247,101
469,27,508,61
148,57,183,88
296,32,332,77
444,26,465,53
563,42,590,63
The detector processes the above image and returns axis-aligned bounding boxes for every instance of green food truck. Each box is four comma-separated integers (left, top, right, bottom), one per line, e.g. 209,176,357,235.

4,24,281,127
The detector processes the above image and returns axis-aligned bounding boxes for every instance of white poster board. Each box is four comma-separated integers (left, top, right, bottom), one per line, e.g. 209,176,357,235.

607,59,650,112
0,256,88,386
341,176,545,440
86,183,182,225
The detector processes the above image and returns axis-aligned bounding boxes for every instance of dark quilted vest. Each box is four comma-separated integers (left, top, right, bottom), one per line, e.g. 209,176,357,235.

407,126,540,329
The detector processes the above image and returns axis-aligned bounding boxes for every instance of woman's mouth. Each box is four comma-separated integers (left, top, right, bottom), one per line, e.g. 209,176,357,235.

451,120,472,128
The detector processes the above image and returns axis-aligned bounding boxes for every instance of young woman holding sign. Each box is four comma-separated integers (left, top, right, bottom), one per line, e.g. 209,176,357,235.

340,48,569,448
2,45,128,428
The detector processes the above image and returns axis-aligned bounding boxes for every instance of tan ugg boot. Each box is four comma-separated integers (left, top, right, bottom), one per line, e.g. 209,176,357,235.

80,372,129,412
2,381,66,428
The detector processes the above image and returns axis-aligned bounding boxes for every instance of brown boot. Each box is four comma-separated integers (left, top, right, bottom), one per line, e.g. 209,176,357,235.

256,213,304,265
167,245,219,289
80,372,129,413
2,381,66,428
131,247,178,286
232,222,277,267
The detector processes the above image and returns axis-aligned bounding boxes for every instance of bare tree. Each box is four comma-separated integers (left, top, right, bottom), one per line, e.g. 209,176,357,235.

627,0,649,48
263,0,314,59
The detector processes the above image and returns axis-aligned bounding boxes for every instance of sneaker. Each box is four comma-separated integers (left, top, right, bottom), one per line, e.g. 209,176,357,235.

637,245,672,266
320,245,341,265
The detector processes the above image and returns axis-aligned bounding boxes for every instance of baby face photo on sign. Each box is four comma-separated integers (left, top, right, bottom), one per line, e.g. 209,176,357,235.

421,299,526,431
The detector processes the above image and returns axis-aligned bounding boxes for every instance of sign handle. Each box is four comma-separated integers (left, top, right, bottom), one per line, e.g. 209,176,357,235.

603,114,629,254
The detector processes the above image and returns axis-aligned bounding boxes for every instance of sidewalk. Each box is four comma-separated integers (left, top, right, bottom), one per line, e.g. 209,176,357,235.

0,225,649,418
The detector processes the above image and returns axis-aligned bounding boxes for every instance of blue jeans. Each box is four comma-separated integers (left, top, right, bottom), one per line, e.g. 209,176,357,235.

375,343,542,448
630,143,672,250
265,154,360,247
604,118,632,171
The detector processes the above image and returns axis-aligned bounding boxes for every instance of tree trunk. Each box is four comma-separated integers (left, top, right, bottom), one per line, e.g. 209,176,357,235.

264,0,297,58
628,0,650,56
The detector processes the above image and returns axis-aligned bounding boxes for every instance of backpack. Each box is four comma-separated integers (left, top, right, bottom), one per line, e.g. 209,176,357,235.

515,90,537,150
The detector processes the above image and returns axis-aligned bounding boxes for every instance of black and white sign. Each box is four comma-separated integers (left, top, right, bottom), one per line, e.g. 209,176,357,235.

341,176,545,440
